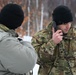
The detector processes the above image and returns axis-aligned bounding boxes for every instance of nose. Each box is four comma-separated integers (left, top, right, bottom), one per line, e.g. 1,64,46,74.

66,22,71,28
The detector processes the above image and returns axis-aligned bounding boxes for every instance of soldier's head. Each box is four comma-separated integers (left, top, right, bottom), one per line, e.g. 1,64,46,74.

52,5,73,33
0,3,24,30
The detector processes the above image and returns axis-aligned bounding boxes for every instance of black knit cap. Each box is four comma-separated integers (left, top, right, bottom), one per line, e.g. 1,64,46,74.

52,5,73,25
0,3,24,29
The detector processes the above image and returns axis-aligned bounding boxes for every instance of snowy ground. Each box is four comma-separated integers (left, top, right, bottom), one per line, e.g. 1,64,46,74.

22,36,40,75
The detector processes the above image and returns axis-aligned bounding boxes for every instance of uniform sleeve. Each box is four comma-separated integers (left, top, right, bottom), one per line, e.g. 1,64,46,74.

0,36,37,74
31,33,56,64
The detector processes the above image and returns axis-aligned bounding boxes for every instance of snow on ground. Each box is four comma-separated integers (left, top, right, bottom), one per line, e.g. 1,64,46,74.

22,36,40,75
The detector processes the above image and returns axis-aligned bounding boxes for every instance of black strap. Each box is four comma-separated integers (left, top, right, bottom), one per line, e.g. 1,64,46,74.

63,49,73,75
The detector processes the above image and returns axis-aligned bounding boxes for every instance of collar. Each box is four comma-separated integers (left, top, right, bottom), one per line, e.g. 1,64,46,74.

0,24,9,31
0,24,18,37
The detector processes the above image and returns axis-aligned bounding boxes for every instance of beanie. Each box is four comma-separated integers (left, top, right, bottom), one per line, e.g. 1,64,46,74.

52,5,73,25
0,4,24,29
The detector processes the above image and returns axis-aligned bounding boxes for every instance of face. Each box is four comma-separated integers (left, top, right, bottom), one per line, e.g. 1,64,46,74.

58,22,72,34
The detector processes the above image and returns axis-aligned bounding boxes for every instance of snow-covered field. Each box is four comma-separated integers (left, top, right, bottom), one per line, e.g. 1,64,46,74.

22,36,39,75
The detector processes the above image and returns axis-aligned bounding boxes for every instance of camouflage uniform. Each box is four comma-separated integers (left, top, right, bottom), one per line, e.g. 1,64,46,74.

32,22,76,75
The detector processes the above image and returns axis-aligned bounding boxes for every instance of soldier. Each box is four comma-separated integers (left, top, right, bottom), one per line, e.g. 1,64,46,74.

0,4,37,75
32,5,76,75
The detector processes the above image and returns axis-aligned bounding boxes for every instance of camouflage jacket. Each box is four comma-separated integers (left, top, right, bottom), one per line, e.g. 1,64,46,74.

32,22,76,75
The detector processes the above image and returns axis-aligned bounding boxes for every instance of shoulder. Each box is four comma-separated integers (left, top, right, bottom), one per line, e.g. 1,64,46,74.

33,29,50,39
32,29,52,44
0,29,9,41
73,27,76,33
72,27,76,36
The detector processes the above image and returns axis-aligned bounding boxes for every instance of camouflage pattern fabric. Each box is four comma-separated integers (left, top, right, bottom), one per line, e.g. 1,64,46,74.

31,22,76,75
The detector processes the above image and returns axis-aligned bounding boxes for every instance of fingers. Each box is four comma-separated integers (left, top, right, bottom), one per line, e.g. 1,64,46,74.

52,28,63,44
52,27,62,34
56,30,62,33
52,27,55,34
52,29,63,36
56,34,63,39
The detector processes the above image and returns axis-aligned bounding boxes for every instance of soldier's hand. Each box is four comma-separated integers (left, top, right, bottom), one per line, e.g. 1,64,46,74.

52,28,63,44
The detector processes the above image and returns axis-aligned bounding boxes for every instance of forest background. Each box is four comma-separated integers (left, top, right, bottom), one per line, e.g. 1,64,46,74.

0,0,76,38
